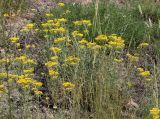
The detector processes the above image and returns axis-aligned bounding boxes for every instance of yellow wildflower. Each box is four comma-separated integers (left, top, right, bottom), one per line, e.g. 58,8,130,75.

65,56,80,65
15,55,27,61
58,2,65,7
17,78,31,85
58,18,67,23
34,90,43,95
54,37,66,43
49,70,59,77
47,20,54,23
108,35,125,49
72,31,83,38
150,107,160,119
79,38,88,45
138,42,149,49
26,45,31,49
73,20,91,26
16,43,20,47
137,67,144,72
87,42,97,48
52,22,60,27
63,82,75,91
0,58,11,63
32,81,43,87
51,27,66,33
0,85,5,93
9,37,19,43
95,34,108,42
113,58,123,63
50,56,58,61
73,21,82,26
26,23,34,29
45,13,53,17
127,53,139,62
45,61,58,68
81,20,92,26
50,47,61,53
139,71,150,77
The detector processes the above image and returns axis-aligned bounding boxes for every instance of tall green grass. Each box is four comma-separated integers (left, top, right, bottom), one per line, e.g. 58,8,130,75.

0,0,160,119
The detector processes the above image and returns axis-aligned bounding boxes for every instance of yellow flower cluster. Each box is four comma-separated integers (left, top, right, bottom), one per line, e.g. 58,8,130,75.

0,72,20,79
137,67,152,81
65,56,80,65
0,58,12,63
78,39,102,50
32,88,43,95
41,17,67,35
95,34,108,42
17,76,42,87
45,13,53,17
26,23,34,29
58,2,65,7
9,37,19,43
45,61,58,68
25,44,36,49
72,31,84,38
87,42,101,50
54,37,66,43
94,34,125,50
78,38,88,49
140,71,150,77
50,27,66,34
15,55,36,64
0,55,36,65
50,47,61,53
127,53,139,62
73,20,92,26
113,58,123,63
137,67,150,77
108,34,125,49
50,56,59,61
63,82,75,91
0,85,5,93
57,18,67,23
46,54,59,79
150,108,160,119
48,70,59,78
138,42,149,49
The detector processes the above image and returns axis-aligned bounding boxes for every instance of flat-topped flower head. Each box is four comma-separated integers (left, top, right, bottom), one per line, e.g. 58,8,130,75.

9,37,19,43
58,2,65,7
138,42,149,49
26,23,34,29
139,71,150,77
63,82,75,91
65,56,80,65
54,37,66,43
45,13,53,17
95,34,108,42
50,47,61,53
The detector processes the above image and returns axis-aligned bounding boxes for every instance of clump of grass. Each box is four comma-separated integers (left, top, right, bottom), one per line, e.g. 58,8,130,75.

0,1,160,119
